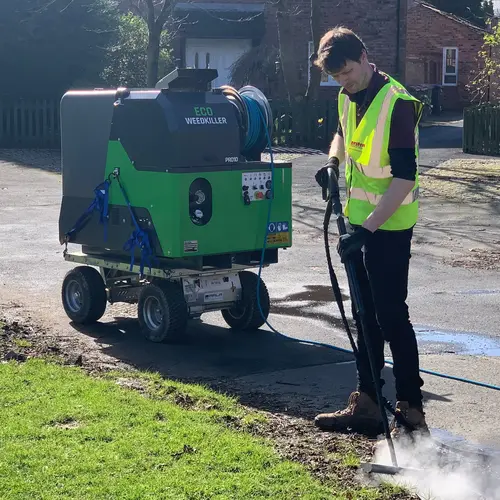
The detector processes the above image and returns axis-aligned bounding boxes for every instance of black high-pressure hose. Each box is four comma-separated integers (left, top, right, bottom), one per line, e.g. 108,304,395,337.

321,167,420,467
322,171,359,356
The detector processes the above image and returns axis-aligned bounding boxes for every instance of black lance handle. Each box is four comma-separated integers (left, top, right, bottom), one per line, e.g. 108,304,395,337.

323,167,347,236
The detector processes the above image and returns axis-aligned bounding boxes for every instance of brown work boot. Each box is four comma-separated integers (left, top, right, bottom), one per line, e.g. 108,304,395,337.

314,391,384,436
390,401,430,440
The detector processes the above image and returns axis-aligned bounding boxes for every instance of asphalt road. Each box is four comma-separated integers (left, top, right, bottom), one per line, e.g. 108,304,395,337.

419,118,469,169
1,122,500,458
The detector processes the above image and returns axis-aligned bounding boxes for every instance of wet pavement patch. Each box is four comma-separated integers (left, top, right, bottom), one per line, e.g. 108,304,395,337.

416,327,500,356
432,428,500,462
277,285,350,303
459,289,500,295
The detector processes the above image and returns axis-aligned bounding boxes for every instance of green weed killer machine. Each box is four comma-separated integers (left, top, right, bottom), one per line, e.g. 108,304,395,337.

58,68,292,342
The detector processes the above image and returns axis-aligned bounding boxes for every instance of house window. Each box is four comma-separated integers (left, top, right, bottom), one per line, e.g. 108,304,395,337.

308,41,340,87
442,47,458,86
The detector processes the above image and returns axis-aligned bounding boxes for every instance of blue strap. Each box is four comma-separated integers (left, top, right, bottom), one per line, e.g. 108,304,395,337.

115,176,155,275
95,180,110,241
65,172,156,276
123,229,154,275
65,179,111,242
115,177,140,232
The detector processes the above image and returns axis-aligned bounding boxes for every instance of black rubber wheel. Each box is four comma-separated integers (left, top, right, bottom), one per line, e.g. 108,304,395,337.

137,281,188,342
221,271,270,331
61,266,107,324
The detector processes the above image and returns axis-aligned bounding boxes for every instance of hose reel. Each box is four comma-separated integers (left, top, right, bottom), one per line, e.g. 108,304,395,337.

219,85,273,158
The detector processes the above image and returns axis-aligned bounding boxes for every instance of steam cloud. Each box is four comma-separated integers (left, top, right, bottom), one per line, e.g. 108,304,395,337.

370,433,500,500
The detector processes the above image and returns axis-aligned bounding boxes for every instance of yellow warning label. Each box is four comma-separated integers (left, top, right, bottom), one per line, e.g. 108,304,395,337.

266,232,290,245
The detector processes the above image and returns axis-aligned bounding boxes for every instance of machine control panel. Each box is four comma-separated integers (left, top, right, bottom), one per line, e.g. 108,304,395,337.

242,171,272,205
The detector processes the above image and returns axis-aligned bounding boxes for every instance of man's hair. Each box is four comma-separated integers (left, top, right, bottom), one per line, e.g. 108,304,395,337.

313,27,367,74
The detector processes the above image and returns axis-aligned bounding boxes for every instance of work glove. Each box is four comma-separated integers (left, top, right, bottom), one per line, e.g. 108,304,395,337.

315,157,340,188
337,227,373,263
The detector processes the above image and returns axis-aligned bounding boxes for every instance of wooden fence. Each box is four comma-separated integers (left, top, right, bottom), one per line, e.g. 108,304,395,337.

0,98,60,149
270,99,338,150
463,104,500,156
0,97,338,151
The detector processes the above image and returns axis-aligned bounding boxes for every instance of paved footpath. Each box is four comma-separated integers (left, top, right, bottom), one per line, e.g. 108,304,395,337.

1,144,500,465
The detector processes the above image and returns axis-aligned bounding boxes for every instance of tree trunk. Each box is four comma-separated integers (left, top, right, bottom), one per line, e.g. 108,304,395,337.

276,0,304,102
147,28,161,87
305,0,322,100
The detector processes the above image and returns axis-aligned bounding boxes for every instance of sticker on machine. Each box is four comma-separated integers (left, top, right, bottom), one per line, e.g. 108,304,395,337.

266,232,290,245
204,292,224,303
268,221,290,233
184,240,198,253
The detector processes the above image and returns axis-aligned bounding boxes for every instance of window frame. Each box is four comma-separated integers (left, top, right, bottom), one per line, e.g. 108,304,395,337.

308,41,341,87
442,47,458,87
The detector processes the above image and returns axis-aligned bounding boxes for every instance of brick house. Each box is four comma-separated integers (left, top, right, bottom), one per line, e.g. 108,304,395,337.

171,0,406,97
169,0,487,109
405,1,487,110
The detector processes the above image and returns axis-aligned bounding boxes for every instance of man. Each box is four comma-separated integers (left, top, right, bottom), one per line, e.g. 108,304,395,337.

312,27,428,438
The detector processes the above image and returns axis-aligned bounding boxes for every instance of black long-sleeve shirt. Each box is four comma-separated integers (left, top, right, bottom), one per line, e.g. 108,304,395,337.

337,67,418,181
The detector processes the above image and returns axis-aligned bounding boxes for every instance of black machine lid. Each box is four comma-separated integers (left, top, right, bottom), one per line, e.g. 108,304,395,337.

156,68,218,92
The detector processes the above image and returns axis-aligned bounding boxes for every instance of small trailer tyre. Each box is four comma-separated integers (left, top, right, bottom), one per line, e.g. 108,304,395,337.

61,266,107,324
221,271,270,331
138,281,188,342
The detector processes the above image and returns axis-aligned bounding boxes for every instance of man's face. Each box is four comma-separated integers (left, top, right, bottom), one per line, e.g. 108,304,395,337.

331,57,367,94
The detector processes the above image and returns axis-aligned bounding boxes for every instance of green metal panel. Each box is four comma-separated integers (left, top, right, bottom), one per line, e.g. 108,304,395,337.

105,141,292,258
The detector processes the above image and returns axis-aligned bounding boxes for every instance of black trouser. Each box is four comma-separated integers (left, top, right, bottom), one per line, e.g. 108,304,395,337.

349,227,424,409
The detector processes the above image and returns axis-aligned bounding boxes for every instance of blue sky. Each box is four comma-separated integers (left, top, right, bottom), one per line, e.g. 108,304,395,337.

495,0,500,13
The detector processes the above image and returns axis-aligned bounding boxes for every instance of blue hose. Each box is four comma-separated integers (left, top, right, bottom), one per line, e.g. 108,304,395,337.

241,95,263,155
245,96,500,394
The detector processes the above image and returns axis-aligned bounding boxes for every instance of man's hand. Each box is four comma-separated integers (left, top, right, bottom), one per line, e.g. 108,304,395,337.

315,157,340,188
362,178,415,233
337,227,373,263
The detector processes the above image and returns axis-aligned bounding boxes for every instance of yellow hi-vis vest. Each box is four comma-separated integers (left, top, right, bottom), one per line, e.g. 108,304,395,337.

338,74,423,231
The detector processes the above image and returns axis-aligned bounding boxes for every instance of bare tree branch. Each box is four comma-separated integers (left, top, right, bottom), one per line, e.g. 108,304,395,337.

128,0,145,18
467,20,500,104
185,6,264,24
60,0,76,14
30,0,77,15
275,0,298,100
306,0,321,99
162,13,193,41
33,0,59,14
156,0,172,29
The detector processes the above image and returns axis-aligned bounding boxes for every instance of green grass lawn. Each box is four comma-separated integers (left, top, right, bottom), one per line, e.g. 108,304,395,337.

0,359,405,499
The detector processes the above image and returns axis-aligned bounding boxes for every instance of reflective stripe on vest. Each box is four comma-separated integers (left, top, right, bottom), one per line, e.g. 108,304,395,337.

348,157,393,179
366,85,403,170
340,97,350,136
349,186,420,206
